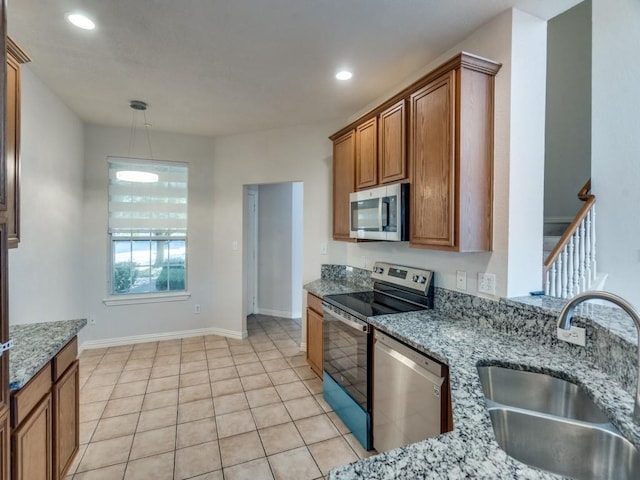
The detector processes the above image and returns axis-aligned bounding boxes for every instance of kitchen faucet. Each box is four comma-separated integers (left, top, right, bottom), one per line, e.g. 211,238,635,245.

557,290,640,425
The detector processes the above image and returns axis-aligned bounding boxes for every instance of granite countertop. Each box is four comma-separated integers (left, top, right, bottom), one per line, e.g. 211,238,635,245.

304,280,640,479
305,278,371,298
9,319,87,391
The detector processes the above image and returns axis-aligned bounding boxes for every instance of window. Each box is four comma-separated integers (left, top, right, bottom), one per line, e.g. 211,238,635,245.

108,157,188,296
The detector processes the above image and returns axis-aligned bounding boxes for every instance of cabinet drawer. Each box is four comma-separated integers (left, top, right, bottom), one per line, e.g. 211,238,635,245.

307,293,323,314
52,337,77,381
11,363,52,428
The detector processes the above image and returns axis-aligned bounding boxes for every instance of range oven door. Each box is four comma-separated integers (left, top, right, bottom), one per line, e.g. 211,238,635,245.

322,303,372,450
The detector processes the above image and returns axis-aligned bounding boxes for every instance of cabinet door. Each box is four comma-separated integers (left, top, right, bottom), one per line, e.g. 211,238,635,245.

5,54,19,249
0,410,9,480
332,130,355,240
355,117,377,189
379,100,406,184
52,361,78,480
0,222,9,480
12,394,52,480
305,307,323,378
409,71,456,248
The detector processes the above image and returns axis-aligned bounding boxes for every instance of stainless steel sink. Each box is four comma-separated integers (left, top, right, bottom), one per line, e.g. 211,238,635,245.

477,365,640,479
477,366,608,423
488,407,640,480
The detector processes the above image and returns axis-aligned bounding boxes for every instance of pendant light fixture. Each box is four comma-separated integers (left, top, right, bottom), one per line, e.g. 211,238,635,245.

117,100,159,183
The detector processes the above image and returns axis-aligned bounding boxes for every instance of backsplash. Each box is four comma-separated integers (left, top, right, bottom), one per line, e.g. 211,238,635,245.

320,264,373,289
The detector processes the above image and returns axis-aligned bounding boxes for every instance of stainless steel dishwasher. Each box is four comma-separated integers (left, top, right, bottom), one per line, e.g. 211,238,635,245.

373,330,447,452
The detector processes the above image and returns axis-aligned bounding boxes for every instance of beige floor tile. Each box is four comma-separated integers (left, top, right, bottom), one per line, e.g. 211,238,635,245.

204,338,228,349
240,373,272,391
216,409,256,438
79,420,98,445
182,350,206,363
177,417,217,448
327,412,350,434
229,345,254,355
110,380,148,399
102,395,144,418
133,341,158,350
211,378,243,396
314,394,333,413
108,345,134,353
294,366,317,381
233,352,260,365
178,398,215,423
254,344,279,355
251,403,292,429
259,422,305,455
207,356,235,369
308,436,358,475
137,405,177,432
124,358,154,371
73,462,127,479
77,435,134,472
82,347,108,357
100,352,130,364
223,457,274,480
188,471,224,480
245,386,281,408
92,364,125,376
295,414,340,444
213,392,248,415
284,397,323,421
84,372,120,388
180,360,208,374
179,370,210,387
92,413,139,442
279,347,302,358
150,364,180,378
236,361,266,377
124,451,174,480
142,389,178,410
209,366,238,382
268,369,299,386
261,358,290,372
130,425,176,460
219,431,265,468
174,441,221,479
156,345,181,356
129,348,156,360
275,381,310,401
267,446,321,480
146,375,179,393
302,378,323,395
179,383,212,403
206,347,231,359
343,432,376,459
118,368,151,384
80,401,107,422
182,339,205,349
80,385,115,404
155,354,181,365
67,443,87,475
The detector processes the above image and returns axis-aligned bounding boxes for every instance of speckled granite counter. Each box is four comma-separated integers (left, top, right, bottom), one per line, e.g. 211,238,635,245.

9,319,86,391
305,271,640,479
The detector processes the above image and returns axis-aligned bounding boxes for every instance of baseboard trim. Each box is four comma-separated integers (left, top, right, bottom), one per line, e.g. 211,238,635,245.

256,308,302,319
300,341,307,352
80,326,248,352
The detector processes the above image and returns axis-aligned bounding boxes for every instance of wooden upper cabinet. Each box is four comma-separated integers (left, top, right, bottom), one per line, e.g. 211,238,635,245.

355,117,377,189
379,100,406,184
410,56,499,252
6,38,30,249
332,130,355,240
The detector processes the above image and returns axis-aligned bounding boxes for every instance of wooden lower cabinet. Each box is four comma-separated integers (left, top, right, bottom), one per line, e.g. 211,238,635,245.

52,361,78,480
12,394,52,480
306,293,324,378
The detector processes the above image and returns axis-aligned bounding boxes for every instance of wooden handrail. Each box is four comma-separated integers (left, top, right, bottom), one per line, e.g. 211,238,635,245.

544,179,595,272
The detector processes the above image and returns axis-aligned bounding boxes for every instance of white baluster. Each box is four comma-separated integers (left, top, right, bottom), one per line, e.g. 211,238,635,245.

549,264,556,297
585,212,592,289
545,269,550,296
561,248,569,298
591,206,597,283
567,236,575,298
556,255,563,298
579,220,587,292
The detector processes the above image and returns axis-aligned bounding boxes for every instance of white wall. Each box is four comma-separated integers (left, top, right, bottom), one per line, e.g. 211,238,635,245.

211,121,337,336
545,0,592,222
591,0,640,307
291,182,303,315
257,182,300,317
330,9,547,298
81,125,217,344
8,66,85,324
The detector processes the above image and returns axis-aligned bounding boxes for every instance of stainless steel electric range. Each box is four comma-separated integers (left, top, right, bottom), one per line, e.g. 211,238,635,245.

321,262,434,450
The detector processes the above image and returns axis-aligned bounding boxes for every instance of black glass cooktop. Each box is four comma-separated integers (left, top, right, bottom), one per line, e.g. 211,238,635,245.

324,289,428,320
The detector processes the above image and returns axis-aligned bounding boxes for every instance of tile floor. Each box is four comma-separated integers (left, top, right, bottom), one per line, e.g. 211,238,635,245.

70,315,373,479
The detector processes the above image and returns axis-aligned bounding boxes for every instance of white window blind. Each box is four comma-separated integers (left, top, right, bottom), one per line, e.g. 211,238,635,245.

108,157,188,234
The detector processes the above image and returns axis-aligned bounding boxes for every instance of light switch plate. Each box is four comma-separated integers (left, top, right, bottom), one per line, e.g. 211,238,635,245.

456,271,467,291
557,326,586,347
478,273,496,295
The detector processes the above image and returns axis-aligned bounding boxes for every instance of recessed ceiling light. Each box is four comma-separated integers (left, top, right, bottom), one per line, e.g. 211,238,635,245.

66,13,96,30
336,71,353,81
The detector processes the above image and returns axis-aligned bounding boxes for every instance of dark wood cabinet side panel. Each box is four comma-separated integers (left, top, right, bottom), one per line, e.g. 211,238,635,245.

5,57,18,249
333,131,355,240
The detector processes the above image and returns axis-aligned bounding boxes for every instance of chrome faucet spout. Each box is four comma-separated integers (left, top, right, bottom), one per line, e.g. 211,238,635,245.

556,290,640,425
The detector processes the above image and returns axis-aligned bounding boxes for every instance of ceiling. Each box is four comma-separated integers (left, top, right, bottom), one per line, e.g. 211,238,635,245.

8,1,581,137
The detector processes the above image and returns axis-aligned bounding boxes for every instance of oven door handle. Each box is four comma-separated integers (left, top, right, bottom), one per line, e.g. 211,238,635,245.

322,304,369,332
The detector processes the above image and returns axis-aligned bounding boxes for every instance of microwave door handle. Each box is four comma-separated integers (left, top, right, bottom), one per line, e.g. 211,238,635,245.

381,199,390,228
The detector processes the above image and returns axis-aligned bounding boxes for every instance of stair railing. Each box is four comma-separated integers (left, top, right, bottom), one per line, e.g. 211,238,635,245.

544,180,596,298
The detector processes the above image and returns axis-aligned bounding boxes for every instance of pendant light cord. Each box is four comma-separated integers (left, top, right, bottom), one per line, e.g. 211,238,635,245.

143,110,154,160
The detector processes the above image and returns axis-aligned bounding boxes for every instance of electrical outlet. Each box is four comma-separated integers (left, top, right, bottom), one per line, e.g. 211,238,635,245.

557,325,586,347
320,242,328,255
89,314,96,326
478,273,496,295
232,240,239,251
361,256,367,269
194,304,201,314
456,271,467,291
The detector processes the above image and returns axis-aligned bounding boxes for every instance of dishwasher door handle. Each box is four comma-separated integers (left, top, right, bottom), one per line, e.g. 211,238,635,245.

375,341,445,386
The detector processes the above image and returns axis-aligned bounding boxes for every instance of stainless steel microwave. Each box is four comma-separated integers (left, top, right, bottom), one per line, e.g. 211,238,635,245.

349,183,409,241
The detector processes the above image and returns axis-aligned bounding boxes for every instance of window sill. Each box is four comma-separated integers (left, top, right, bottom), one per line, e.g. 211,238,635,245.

103,291,191,306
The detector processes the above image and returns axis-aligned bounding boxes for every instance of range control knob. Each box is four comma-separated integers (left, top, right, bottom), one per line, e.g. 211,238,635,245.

418,275,427,284
412,274,419,282
374,266,384,274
